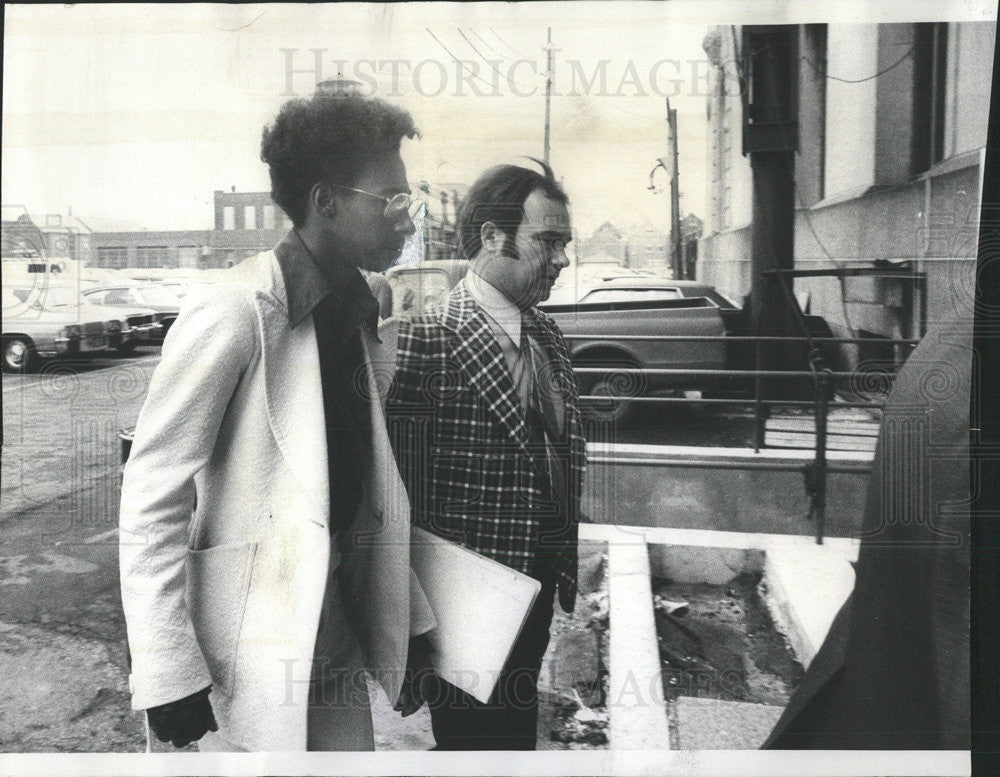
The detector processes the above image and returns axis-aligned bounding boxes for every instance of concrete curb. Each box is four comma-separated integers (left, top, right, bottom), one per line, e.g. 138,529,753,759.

580,523,859,749
605,527,671,750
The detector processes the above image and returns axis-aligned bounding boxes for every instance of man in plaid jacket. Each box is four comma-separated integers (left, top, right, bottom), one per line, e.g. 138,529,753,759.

388,160,585,749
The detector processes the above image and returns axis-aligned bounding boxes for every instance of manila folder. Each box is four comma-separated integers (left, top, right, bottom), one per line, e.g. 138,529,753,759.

410,527,542,704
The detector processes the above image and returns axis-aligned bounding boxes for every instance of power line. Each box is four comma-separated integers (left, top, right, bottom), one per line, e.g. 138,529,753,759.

604,101,664,121
490,27,529,58
425,28,497,91
457,28,534,92
468,28,512,62
801,44,916,84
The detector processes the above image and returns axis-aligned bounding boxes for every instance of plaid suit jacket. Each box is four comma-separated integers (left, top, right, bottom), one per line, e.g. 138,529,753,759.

388,279,585,612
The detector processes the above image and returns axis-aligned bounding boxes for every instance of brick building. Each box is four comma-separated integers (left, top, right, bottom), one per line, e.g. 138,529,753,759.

88,190,292,271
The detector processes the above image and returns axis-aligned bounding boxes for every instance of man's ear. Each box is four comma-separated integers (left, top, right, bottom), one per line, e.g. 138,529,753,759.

311,182,336,219
480,221,504,253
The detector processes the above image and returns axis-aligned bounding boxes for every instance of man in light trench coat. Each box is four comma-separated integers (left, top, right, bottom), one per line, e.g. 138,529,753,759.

119,91,435,751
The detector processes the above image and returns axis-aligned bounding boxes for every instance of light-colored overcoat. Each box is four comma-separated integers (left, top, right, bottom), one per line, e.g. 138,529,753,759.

119,250,433,751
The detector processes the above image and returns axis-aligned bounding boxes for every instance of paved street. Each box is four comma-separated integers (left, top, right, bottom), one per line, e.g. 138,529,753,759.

2,348,160,751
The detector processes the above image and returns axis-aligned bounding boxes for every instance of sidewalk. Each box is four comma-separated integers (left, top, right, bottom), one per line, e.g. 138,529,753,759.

371,541,609,751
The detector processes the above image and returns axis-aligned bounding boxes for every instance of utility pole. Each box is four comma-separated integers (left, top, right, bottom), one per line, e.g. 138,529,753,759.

742,26,806,399
544,27,553,165
666,98,682,279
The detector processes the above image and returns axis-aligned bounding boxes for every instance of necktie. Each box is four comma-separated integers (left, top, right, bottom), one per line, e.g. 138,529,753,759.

518,317,569,528
518,327,547,444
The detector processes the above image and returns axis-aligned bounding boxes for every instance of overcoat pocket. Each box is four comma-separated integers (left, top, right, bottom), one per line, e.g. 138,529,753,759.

186,542,256,697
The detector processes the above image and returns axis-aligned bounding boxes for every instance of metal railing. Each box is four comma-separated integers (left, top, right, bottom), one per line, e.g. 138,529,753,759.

565,331,917,543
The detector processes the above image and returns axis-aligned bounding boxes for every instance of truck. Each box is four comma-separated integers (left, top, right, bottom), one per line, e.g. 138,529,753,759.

384,261,742,419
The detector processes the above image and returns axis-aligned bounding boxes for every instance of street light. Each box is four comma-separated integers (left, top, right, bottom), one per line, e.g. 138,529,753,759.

647,159,679,278
647,157,671,191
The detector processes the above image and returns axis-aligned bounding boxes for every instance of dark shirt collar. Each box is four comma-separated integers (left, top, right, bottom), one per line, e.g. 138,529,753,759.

274,229,379,340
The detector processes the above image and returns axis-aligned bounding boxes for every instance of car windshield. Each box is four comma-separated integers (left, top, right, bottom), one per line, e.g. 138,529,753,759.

47,287,81,307
580,288,684,304
700,289,739,309
10,286,77,309
387,269,451,317
137,286,181,306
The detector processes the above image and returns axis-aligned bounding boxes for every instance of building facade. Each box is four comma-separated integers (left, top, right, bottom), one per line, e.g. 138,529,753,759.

577,222,628,266
87,190,291,271
87,186,454,271
1,210,47,258
575,221,675,275
2,208,95,265
699,21,993,349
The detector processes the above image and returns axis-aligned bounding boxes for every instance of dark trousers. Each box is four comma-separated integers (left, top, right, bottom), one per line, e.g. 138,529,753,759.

429,571,556,750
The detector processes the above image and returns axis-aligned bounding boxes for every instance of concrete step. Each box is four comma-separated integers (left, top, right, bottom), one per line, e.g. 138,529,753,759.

583,443,872,536
765,415,881,452
765,417,880,436
582,524,859,750
762,535,857,669
764,430,879,452
673,696,785,750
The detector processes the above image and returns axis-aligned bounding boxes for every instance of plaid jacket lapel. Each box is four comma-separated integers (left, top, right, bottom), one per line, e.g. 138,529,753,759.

522,306,586,612
439,281,533,453
524,308,584,440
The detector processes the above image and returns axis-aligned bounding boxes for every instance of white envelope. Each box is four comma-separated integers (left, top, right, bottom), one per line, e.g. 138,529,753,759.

410,527,542,704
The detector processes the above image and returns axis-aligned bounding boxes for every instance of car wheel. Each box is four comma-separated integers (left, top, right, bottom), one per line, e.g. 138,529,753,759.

578,362,643,425
116,341,138,355
2,336,35,373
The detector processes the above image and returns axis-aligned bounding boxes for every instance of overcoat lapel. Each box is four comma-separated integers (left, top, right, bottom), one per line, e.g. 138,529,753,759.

255,290,330,523
340,329,411,706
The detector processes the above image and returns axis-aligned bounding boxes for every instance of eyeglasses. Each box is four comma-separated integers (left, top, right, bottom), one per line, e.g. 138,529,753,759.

330,184,422,221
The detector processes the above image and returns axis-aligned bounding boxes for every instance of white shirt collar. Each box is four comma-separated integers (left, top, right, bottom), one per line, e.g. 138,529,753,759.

466,269,521,346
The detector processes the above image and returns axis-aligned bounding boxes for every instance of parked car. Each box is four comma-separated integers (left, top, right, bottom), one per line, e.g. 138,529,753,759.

383,261,736,419
542,295,728,397
73,283,163,354
385,260,469,318
551,274,739,309
78,298,163,353
2,286,110,372
159,281,191,300
16,282,164,355
81,283,182,342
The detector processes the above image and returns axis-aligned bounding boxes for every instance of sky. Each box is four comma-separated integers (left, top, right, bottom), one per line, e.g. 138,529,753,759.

3,1,995,239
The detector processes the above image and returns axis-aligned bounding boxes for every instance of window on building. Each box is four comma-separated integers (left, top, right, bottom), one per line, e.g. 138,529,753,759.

136,246,169,269
912,22,948,175
96,247,128,269
223,206,235,230
176,246,200,268
244,205,257,230
262,204,276,230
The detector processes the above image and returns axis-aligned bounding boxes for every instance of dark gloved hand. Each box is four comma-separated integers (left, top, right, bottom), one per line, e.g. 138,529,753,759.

394,634,436,717
146,686,218,748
